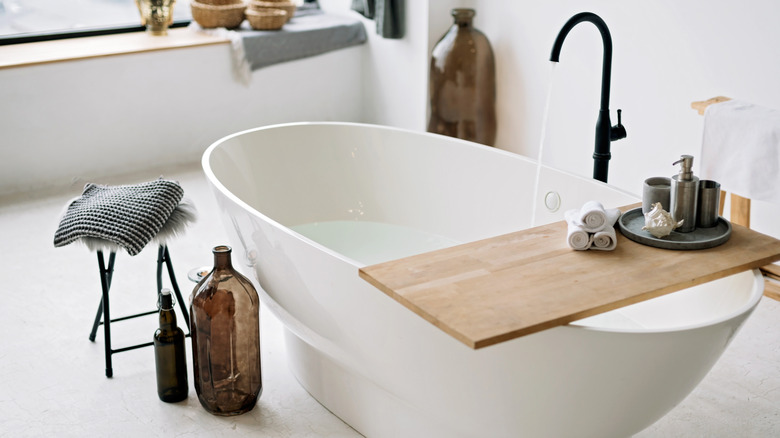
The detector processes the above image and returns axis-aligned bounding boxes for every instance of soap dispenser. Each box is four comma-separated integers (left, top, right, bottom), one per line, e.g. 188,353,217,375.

670,155,699,233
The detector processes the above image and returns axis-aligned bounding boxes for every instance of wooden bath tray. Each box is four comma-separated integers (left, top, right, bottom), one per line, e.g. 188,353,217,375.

358,204,780,349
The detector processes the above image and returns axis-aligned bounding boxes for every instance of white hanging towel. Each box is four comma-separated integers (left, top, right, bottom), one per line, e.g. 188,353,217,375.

700,99,780,206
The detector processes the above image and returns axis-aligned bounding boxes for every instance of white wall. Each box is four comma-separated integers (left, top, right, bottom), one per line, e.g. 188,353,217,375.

3,0,779,237
0,36,363,198
321,0,430,130
469,0,780,237
0,1,431,199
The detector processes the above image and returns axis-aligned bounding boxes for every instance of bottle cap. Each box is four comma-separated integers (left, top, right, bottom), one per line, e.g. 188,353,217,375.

160,288,174,309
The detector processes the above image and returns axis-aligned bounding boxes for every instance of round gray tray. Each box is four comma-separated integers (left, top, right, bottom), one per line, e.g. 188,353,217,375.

618,207,731,250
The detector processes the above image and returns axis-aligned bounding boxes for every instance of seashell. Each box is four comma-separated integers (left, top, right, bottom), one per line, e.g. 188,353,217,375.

641,202,684,238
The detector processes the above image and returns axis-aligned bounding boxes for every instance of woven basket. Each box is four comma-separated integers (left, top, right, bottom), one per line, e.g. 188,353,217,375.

196,0,243,5
191,1,246,29
246,8,287,30
248,0,296,22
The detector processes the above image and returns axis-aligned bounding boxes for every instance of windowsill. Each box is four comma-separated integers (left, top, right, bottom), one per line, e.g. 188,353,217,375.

0,27,229,70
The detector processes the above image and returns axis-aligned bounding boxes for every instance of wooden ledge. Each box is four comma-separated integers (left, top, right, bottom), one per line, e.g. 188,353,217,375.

0,28,229,70
691,96,732,115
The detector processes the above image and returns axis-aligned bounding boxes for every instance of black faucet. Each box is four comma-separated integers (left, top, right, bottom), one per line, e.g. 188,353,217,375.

550,12,626,183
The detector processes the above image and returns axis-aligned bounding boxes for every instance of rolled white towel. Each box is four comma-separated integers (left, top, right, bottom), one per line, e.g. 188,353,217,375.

565,209,592,250
605,208,621,228
576,201,608,232
591,226,617,251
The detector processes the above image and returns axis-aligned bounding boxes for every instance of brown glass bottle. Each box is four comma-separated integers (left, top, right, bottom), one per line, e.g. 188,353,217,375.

154,288,189,403
190,245,262,416
428,8,497,146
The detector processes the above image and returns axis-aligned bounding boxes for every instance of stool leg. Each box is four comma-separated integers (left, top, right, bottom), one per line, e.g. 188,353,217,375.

156,245,190,332
89,252,115,342
156,245,165,306
163,245,191,331
88,298,103,342
97,250,115,378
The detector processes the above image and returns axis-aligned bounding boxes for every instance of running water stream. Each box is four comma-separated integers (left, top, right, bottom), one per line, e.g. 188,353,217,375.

530,62,558,227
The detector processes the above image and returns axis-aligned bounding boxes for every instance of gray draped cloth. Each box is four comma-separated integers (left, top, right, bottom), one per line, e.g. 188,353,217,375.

351,0,404,39
238,11,368,71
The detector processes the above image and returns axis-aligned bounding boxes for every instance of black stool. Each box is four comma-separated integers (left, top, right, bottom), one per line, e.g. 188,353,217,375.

88,245,190,377
54,179,196,377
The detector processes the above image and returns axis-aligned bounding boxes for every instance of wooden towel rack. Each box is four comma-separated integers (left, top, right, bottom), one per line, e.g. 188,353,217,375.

692,96,780,300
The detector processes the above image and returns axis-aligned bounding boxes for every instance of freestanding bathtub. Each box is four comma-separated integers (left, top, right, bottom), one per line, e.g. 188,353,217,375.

203,122,763,438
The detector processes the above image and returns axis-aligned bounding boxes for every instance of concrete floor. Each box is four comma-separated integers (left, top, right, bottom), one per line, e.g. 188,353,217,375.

0,163,778,437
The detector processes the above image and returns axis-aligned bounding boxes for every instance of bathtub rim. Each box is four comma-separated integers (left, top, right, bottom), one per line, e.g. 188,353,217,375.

201,120,635,266
202,121,764,338
202,121,547,269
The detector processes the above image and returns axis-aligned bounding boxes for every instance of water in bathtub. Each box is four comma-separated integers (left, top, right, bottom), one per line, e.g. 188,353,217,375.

292,221,460,266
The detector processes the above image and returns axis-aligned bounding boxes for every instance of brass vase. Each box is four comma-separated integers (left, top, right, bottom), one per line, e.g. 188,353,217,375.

136,0,177,36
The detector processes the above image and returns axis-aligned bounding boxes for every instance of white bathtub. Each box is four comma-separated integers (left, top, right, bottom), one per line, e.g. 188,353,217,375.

203,122,763,438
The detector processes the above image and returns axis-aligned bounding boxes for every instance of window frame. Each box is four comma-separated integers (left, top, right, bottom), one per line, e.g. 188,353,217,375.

0,0,318,46
0,19,191,46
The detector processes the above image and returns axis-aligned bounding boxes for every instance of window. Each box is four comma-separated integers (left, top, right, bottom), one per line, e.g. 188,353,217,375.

0,0,192,45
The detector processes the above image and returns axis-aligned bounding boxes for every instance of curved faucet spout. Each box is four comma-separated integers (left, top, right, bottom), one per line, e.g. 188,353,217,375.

550,12,613,111
549,12,625,183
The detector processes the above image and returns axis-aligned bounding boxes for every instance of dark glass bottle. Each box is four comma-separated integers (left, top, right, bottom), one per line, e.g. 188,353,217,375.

428,8,497,146
190,245,262,416
154,288,189,403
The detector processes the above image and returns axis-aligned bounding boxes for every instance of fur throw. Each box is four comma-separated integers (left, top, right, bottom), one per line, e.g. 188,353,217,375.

53,179,197,256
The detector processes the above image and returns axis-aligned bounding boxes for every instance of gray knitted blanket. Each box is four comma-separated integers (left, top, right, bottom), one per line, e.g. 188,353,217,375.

53,179,184,256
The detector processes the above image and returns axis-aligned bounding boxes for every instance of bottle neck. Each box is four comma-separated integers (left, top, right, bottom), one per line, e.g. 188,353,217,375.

452,8,474,28
159,293,177,329
212,245,234,270
159,306,177,330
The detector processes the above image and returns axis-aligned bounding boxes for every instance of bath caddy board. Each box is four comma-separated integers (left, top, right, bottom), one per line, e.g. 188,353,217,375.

359,204,780,349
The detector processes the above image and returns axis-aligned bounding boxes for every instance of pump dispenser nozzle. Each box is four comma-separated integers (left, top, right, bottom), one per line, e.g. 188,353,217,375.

672,155,695,181
670,155,699,233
